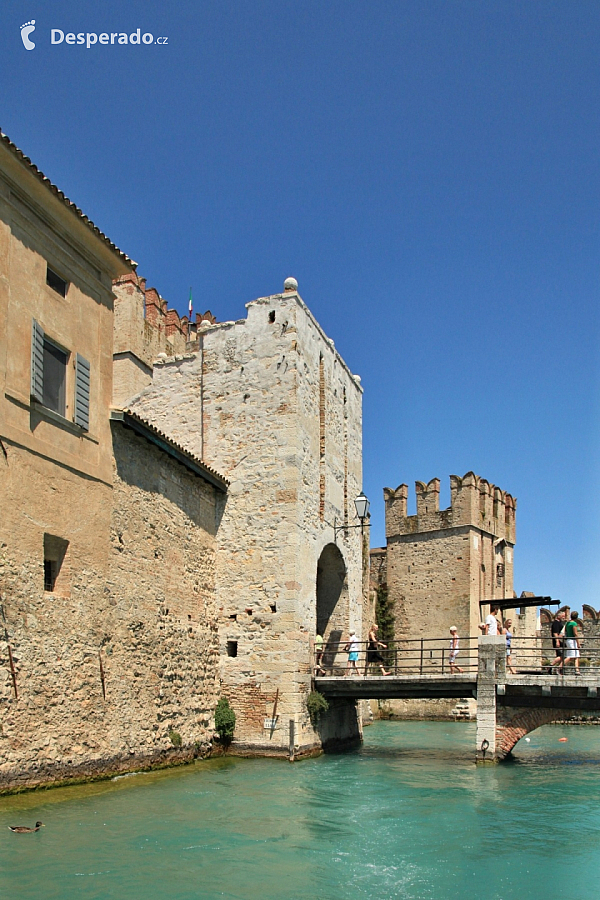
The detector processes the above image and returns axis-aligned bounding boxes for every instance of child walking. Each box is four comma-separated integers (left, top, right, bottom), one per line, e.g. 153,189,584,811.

448,626,463,674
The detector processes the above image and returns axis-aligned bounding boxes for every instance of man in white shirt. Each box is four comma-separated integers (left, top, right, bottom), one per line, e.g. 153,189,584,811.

479,605,502,635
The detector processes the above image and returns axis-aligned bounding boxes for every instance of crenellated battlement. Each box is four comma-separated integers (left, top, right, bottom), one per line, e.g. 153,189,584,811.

113,273,217,351
112,272,217,406
385,472,516,543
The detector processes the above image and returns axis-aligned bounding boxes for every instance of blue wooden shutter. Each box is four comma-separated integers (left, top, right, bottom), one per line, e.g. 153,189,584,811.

31,319,44,403
74,354,90,431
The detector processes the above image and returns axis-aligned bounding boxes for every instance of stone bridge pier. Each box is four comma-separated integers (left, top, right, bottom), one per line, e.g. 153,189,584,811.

475,636,506,763
476,636,600,762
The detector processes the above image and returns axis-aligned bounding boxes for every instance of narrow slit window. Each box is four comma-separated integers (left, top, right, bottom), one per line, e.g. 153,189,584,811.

46,266,68,297
43,534,69,593
226,640,238,658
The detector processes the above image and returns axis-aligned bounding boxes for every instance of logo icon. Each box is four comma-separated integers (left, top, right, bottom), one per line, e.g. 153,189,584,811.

20,20,36,50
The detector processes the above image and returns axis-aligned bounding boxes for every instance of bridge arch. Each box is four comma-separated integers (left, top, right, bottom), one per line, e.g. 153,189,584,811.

496,706,571,759
316,543,349,665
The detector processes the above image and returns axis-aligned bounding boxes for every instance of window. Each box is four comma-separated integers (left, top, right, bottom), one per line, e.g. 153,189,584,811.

46,266,68,297
226,640,238,658
31,320,90,429
42,339,67,416
43,534,69,593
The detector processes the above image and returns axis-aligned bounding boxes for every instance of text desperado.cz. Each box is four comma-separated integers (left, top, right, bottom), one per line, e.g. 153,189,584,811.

51,30,167,48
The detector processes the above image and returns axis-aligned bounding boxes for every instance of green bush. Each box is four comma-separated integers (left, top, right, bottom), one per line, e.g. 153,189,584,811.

215,697,236,743
169,729,182,747
307,690,329,726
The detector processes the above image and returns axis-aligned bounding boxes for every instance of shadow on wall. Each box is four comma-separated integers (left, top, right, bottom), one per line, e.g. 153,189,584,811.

317,543,349,669
111,425,221,534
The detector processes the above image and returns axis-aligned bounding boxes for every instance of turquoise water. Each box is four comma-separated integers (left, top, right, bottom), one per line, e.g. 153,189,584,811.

1,721,599,900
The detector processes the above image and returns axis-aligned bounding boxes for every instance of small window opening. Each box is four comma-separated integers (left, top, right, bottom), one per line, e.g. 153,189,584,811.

269,311,275,323
46,266,68,297
269,603,277,613
226,640,238,658
43,533,69,593
229,614,237,621
42,339,67,415
44,559,57,592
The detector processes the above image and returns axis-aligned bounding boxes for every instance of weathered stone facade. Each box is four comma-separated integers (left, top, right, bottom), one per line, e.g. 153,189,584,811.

112,272,216,407
369,473,521,719
126,283,365,754
0,132,227,791
382,473,516,639
0,130,365,790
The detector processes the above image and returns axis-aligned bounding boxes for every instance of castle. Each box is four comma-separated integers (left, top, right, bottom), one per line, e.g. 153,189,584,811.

0,131,364,791
383,473,516,639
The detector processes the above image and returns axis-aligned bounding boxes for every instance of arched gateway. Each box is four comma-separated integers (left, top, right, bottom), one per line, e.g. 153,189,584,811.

316,543,349,663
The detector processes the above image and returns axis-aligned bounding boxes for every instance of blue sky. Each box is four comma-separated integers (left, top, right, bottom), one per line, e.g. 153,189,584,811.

2,1,599,606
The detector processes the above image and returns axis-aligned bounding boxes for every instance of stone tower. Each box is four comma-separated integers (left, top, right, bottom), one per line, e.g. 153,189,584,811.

125,279,365,754
383,473,516,640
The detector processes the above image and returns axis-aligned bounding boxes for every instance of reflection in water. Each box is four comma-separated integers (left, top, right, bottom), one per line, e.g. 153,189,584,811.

1,722,599,900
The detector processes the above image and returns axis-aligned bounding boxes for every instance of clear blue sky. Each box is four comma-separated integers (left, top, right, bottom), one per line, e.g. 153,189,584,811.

2,1,599,606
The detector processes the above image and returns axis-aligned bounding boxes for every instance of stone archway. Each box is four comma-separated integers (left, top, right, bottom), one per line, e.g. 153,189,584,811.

496,706,571,758
316,543,349,670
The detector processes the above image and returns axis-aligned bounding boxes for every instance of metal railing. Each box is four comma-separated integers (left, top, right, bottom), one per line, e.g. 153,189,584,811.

313,634,600,678
506,635,600,675
314,637,479,678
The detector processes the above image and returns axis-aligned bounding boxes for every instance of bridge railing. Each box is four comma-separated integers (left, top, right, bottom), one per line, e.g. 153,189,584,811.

315,637,479,677
508,634,600,675
314,634,600,678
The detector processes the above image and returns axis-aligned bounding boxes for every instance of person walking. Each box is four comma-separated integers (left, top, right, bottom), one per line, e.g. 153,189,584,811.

366,624,391,676
448,626,463,674
563,611,582,674
314,633,325,676
479,605,503,635
344,630,360,676
504,618,516,674
548,610,566,673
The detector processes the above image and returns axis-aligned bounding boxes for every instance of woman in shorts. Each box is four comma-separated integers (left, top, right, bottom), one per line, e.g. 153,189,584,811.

344,630,360,676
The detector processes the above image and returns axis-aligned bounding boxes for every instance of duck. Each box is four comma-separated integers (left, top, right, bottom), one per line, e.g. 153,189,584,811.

8,821,44,833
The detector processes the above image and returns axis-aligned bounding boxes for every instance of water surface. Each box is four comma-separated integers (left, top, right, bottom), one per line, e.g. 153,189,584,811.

1,721,599,899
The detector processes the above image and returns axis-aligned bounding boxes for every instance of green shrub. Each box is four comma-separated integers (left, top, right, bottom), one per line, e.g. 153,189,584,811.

215,697,236,743
169,729,182,747
307,690,329,726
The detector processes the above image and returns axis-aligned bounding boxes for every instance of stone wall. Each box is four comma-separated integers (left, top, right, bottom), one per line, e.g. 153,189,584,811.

112,272,216,407
0,424,221,792
126,282,365,754
384,474,516,641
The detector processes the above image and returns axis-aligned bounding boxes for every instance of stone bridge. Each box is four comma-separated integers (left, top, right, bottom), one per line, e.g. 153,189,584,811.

315,636,600,761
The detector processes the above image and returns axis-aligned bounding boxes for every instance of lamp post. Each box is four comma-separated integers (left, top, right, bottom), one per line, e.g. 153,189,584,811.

333,492,370,538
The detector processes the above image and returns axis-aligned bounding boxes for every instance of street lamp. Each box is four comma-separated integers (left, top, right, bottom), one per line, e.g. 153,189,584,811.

333,492,370,538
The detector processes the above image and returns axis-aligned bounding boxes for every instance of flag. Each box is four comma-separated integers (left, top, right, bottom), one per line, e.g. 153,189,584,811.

188,287,193,317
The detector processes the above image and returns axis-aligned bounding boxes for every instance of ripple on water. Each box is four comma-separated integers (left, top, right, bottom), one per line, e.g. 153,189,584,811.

1,721,600,900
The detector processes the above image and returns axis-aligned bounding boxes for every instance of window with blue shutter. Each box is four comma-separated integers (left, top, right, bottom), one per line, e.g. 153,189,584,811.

74,354,90,431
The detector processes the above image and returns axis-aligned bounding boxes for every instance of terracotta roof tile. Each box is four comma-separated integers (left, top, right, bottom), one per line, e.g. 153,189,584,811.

0,129,135,269
114,407,229,490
